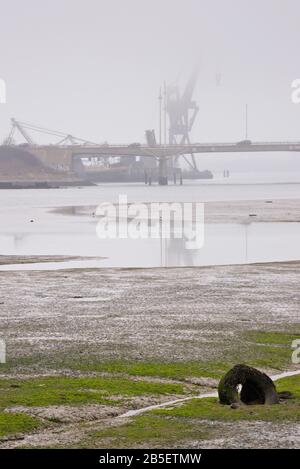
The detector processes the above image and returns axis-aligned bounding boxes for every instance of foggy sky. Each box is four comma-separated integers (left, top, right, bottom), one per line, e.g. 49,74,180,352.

0,0,300,146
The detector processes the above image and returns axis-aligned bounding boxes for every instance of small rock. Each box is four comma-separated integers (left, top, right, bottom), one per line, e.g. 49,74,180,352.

230,403,240,409
278,391,294,400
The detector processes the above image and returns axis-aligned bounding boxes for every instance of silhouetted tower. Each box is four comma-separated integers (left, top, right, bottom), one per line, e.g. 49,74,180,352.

166,68,199,170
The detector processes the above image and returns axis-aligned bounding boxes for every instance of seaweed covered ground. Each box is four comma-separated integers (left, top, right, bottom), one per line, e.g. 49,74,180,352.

0,261,299,448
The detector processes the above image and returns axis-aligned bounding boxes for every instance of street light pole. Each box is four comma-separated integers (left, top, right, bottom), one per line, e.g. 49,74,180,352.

164,81,167,145
158,87,162,145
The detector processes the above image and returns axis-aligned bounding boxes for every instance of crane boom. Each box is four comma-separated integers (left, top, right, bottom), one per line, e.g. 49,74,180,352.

11,118,34,145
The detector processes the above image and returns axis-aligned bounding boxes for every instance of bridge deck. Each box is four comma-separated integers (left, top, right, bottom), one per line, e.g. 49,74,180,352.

59,141,300,158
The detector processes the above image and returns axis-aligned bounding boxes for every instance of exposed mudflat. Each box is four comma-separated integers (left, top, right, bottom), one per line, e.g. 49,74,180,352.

53,198,300,223
0,255,85,266
0,260,299,448
0,238,299,448
1,261,299,366
190,419,300,449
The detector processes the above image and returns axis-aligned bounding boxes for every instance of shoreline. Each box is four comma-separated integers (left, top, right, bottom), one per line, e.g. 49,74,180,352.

51,197,300,224
2,260,299,364
0,180,95,189
1,255,300,269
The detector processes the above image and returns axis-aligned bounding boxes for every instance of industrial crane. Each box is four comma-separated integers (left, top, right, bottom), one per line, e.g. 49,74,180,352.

166,67,199,171
4,118,96,146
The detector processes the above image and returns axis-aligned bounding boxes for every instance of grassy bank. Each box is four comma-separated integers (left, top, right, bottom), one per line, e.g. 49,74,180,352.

83,374,300,449
0,329,298,445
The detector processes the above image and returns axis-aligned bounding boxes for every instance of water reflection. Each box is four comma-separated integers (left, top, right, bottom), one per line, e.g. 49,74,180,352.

0,221,300,270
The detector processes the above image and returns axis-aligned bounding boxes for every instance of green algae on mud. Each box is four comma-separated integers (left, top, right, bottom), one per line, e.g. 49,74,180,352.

0,376,185,408
6,327,295,382
72,361,229,380
0,412,42,438
0,375,186,441
79,375,300,449
243,330,300,370
153,374,300,422
246,331,300,346
3,262,300,371
85,415,211,449
0,366,299,447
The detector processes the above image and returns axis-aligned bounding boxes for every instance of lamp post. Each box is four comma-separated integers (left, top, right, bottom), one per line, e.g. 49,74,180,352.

158,87,162,146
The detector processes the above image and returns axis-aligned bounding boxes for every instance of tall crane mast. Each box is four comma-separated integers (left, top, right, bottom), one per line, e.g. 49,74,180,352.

166,68,199,170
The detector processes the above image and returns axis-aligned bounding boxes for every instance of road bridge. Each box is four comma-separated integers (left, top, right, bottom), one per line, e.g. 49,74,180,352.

27,140,300,185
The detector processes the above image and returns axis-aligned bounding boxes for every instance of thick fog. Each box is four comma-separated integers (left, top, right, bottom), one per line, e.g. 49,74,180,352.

0,0,300,159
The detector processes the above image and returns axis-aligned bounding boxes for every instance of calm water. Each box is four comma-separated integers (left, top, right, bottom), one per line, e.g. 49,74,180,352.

0,175,300,269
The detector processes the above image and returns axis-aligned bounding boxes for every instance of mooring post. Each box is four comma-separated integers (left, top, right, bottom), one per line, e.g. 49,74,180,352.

158,156,168,185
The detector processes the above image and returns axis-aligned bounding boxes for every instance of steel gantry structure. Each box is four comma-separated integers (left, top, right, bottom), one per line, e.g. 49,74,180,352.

3,121,300,185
